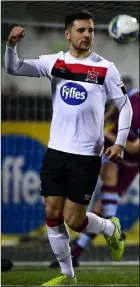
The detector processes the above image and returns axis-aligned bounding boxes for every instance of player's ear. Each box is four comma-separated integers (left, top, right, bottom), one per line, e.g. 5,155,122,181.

64,30,70,41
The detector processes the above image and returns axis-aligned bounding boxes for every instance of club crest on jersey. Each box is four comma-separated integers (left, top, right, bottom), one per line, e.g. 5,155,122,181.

85,71,99,83
60,82,87,106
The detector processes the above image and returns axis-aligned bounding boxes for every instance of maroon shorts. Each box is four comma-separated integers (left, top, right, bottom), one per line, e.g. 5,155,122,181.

116,161,139,196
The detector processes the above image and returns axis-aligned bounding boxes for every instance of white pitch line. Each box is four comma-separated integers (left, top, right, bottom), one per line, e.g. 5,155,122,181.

77,267,129,271
13,261,139,267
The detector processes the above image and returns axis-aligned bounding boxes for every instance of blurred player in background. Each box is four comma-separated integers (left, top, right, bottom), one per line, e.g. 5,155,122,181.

5,10,133,286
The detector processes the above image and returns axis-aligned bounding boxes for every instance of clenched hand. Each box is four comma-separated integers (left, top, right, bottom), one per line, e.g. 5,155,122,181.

7,26,25,47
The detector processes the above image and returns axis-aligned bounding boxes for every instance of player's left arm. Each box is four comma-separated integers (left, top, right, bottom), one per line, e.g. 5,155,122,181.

104,64,133,162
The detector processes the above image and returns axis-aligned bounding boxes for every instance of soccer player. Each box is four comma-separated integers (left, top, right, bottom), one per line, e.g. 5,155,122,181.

68,89,140,267
5,10,133,286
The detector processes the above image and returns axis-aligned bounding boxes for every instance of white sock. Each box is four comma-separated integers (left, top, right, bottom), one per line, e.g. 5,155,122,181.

77,233,91,248
47,223,74,278
103,219,116,236
85,212,115,236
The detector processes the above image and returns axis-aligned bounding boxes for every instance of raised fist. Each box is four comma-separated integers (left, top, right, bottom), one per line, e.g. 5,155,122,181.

7,26,25,47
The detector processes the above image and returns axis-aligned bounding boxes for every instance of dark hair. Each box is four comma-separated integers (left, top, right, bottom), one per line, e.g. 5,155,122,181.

64,10,93,29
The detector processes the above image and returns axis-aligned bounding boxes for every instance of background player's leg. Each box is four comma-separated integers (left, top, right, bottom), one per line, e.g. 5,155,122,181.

45,196,75,278
100,162,119,218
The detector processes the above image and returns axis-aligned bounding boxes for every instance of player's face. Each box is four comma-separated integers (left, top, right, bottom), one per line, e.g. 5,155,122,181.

65,19,94,51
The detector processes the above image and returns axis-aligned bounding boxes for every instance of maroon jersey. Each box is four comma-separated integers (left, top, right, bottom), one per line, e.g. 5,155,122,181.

105,94,140,164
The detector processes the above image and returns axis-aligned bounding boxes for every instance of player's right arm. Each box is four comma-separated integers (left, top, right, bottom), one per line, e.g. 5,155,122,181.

5,26,53,78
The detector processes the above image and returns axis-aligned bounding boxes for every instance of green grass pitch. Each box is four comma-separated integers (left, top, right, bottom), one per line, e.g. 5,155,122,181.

1,265,139,286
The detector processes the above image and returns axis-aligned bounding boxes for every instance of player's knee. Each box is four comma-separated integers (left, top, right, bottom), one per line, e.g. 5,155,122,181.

45,196,64,219
46,206,61,219
45,203,64,227
45,202,62,219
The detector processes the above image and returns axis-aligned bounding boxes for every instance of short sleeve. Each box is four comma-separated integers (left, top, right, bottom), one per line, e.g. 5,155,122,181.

104,64,127,100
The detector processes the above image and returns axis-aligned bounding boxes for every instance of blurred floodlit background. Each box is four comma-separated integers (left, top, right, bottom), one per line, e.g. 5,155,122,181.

1,1,139,264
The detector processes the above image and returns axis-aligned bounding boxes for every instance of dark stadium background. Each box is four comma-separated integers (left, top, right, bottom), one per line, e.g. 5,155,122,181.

1,1,139,266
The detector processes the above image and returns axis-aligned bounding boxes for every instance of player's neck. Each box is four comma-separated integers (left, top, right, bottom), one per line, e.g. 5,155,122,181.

69,47,92,59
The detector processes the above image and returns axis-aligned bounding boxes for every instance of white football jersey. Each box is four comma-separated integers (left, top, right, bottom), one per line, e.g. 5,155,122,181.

5,48,127,156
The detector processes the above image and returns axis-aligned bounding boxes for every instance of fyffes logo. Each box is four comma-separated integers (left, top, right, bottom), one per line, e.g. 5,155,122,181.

2,135,46,234
60,82,87,105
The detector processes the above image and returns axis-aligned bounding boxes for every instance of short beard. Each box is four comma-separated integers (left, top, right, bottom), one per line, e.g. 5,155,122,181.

72,43,90,52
